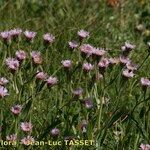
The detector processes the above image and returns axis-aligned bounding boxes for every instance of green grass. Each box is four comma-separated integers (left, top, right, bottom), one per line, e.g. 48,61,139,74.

0,0,150,150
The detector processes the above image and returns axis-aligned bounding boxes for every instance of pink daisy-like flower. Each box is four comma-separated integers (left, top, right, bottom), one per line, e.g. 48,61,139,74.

0,86,9,98
46,76,58,87
9,28,22,38
121,42,135,51
122,69,134,78
36,71,47,80
83,63,94,72
21,136,35,146
16,50,26,61
20,122,33,132
68,41,78,49
78,29,89,39
98,58,110,68
5,58,20,72
0,77,9,86
11,105,22,115
43,33,55,45
6,134,17,142
119,56,131,65
126,62,138,71
61,60,72,69
0,31,11,42
24,30,36,41
92,48,106,57
140,78,150,87
140,143,150,150
50,128,60,137
80,44,94,57
30,51,42,65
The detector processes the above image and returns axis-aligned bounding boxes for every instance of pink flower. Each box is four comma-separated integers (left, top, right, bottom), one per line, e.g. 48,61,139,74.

78,30,89,39
83,63,94,72
0,86,9,98
61,60,72,69
20,122,33,132
36,71,47,80
21,136,35,146
16,50,26,61
50,128,60,137
43,33,55,44
6,134,17,142
30,51,42,64
140,143,150,150
80,44,94,57
140,78,150,87
126,62,138,71
98,58,110,68
68,41,78,49
119,56,130,65
11,105,22,115
9,28,22,38
122,69,134,78
0,77,9,86
121,42,135,51
5,58,20,72
0,31,11,42
84,98,93,109
46,76,58,87
92,48,106,57
24,30,36,41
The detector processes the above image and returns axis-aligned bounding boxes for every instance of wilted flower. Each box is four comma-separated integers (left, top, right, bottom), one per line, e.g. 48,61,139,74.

20,122,33,132
5,58,20,72
140,143,150,150
46,76,58,87
36,71,47,80
68,41,78,49
122,69,134,78
0,77,9,86
30,51,42,65
43,33,55,45
0,86,9,98
50,128,60,137
16,50,26,61
83,98,93,109
80,44,94,57
135,24,144,32
61,60,72,69
83,63,94,72
11,105,22,115
6,134,17,142
78,29,89,39
21,136,35,146
79,120,88,133
72,88,83,97
109,57,119,65
24,30,36,41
